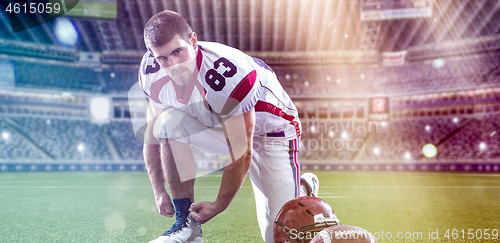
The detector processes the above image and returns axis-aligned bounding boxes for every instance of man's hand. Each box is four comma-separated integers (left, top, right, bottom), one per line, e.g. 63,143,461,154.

155,191,175,217
189,201,222,224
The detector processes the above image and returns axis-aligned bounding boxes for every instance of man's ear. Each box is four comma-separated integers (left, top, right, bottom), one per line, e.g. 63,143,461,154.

190,32,198,50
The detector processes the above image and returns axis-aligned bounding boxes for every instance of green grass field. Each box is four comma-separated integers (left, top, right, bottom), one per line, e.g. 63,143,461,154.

1,170,500,242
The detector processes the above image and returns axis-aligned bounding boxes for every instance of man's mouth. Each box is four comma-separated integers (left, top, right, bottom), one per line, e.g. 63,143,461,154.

171,68,188,77
174,70,186,75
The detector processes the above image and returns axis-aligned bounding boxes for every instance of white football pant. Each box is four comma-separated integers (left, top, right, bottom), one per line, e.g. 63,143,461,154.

153,107,300,243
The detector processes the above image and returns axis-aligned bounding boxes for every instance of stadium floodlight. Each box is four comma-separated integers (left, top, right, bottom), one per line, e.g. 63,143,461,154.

373,147,380,155
453,117,459,124
425,125,431,132
432,58,446,69
341,131,348,139
404,152,412,160
2,131,9,140
479,142,487,151
422,144,438,158
88,97,112,124
54,17,79,46
310,125,317,134
77,143,85,152
328,130,334,138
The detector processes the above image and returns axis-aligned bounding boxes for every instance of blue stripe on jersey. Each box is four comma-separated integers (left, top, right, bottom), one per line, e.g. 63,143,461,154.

289,138,300,198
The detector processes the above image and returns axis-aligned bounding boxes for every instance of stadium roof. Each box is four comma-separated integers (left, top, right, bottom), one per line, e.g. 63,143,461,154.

0,0,499,55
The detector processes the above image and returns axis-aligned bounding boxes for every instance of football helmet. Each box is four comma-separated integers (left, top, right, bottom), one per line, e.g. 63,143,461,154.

274,196,340,243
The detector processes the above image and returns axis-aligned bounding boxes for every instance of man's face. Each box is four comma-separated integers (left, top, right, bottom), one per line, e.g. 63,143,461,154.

150,34,198,86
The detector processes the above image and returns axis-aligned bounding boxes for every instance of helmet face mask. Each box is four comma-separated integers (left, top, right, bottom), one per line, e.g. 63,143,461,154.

274,197,340,243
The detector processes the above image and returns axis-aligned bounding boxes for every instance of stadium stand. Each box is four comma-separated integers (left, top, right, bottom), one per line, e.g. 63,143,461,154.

13,61,101,92
299,120,369,160
0,120,45,160
437,114,500,160
108,121,143,160
274,53,500,96
3,117,112,160
363,117,463,160
102,68,139,93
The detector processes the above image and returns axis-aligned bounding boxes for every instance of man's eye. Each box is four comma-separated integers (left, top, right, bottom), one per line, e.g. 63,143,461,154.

173,49,182,55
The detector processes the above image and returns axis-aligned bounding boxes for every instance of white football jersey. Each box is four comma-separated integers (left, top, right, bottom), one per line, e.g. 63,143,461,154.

139,41,300,138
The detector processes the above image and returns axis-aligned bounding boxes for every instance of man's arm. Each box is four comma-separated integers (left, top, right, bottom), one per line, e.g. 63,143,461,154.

190,108,255,224
143,103,175,217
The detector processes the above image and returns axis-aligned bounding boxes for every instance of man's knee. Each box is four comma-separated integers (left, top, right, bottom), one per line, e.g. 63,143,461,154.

153,108,201,142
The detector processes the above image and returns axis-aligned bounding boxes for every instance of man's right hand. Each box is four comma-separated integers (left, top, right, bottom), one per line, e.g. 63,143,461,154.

155,192,175,217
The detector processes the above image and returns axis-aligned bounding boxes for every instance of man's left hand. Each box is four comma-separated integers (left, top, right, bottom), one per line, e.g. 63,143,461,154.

189,201,221,224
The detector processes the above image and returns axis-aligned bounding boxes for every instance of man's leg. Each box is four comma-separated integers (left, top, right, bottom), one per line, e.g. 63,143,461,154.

249,136,300,243
161,139,195,202
150,108,216,243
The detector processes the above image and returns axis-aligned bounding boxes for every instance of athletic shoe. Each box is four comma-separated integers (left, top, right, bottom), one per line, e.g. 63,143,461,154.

149,212,203,243
300,172,320,197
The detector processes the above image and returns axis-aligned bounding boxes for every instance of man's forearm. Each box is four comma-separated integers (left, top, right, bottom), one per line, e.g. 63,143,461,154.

144,143,166,195
214,109,255,212
214,149,252,212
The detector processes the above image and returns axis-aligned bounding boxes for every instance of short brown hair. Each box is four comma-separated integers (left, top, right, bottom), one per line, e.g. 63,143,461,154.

144,10,192,49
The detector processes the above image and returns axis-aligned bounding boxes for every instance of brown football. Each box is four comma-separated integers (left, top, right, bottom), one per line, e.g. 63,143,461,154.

310,225,378,243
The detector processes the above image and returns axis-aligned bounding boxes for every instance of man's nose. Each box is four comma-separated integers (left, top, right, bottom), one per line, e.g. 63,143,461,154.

161,58,180,69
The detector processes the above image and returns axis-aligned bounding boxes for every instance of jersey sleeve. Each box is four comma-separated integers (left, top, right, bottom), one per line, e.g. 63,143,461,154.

202,45,261,119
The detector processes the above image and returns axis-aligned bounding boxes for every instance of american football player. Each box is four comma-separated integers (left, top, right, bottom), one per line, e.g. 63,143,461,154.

139,10,305,243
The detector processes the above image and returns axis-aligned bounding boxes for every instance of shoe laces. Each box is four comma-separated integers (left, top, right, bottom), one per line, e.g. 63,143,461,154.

161,212,189,236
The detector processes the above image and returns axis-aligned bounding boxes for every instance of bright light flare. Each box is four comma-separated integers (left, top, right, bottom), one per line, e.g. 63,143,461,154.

432,58,446,69
2,131,9,140
479,142,487,151
77,144,85,152
422,144,438,158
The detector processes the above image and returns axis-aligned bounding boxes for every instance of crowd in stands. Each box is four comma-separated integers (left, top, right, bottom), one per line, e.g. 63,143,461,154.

0,120,44,160
108,121,143,160
8,52,500,97
102,69,139,94
275,54,499,96
1,114,499,162
0,117,227,162
275,66,380,96
2,51,500,163
1,117,113,160
437,114,500,160
379,54,500,94
363,117,462,160
297,115,500,161
299,119,369,160
13,61,101,92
